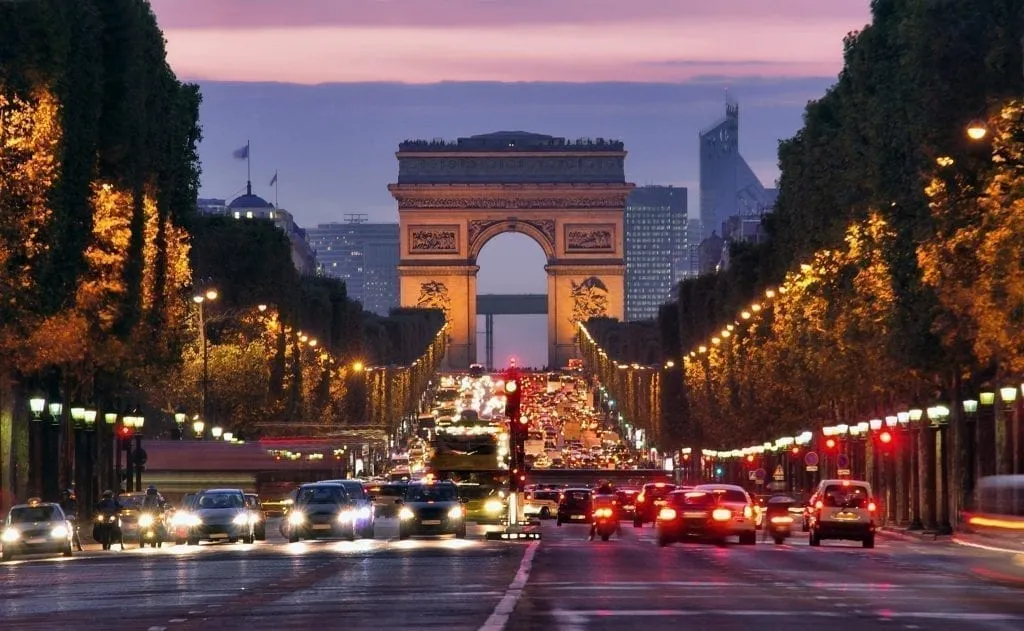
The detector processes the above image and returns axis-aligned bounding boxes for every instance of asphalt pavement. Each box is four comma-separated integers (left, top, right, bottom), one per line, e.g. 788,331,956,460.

3,518,1024,630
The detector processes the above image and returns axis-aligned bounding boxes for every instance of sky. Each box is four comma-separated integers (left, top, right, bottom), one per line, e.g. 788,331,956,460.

148,0,873,369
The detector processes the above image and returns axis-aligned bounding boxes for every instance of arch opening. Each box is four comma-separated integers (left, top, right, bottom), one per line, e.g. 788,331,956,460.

475,232,548,370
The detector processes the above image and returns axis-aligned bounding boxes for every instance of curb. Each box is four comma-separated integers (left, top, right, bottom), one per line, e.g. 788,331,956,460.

877,527,950,542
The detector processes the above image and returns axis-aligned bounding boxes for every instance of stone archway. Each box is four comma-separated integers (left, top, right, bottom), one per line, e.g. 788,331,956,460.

389,131,634,370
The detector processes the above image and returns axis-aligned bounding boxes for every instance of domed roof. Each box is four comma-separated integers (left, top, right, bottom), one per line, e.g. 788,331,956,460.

228,193,273,209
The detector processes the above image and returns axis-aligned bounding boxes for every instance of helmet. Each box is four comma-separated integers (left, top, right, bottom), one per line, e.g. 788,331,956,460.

101,490,113,498
146,485,158,496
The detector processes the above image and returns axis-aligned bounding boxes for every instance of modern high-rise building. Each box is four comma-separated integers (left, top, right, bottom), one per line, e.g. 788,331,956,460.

698,98,778,272
624,185,687,321
306,216,400,316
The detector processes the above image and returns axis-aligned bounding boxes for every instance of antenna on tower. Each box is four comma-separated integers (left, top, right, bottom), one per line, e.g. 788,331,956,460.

344,213,369,224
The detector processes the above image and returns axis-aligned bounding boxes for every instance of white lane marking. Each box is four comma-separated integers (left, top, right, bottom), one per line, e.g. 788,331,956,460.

551,610,1023,621
477,540,540,631
147,627,167,631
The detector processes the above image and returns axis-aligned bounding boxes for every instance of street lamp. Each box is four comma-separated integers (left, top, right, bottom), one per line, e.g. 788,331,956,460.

222,431,234,442
29,396,45,420
48,402,62,427
193,284,219,431
192,419,205,438
966,120,987,140
211,426,223,439
83,409,97,429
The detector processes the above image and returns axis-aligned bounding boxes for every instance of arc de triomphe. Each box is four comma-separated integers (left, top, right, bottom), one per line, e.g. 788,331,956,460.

389,131,634,370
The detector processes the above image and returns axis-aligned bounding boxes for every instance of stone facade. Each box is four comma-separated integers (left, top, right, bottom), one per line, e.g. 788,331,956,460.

391,131,634,369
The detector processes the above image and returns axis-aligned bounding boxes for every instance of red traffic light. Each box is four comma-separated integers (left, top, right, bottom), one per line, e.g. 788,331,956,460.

117,426,134,439
879,431,893,444
518,416,528,425
825,438,836,449
791,447,800,455
746,455,754,463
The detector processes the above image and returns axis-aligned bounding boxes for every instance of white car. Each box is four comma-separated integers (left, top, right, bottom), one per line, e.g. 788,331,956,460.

523,489,560,519
808,479,876,548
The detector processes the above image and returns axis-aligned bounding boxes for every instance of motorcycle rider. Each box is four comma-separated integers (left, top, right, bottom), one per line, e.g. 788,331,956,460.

142,485,164,511
589,481,621,540
59,489,83,551
94,490,123,550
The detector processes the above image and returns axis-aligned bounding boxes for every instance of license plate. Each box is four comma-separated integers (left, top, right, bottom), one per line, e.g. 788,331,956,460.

26,537,46,545
654,500,667,506
210,533,228,539
833,512,859,520
421,519,441,525
572,514,585,520
683,512,706,518
312,524,332,530
624,505,635,510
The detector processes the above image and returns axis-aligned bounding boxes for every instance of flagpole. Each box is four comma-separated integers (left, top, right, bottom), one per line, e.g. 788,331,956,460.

275,171,279,207
247,139,251,187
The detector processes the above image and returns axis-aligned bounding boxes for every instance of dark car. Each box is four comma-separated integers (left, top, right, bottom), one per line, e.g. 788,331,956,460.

367,482,408,518
633,482,677,527
287,483,356,542
186,489,255,545
656,486,757,546
398,481,466,539
615,488,640,519
556,488,593,526
322,479,375,538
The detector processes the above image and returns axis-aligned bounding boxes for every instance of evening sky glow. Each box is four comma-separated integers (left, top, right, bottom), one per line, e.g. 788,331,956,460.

151,0,870,84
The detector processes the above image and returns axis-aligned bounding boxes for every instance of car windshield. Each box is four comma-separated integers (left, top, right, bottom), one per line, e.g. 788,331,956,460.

562,491,591,506
297,486,349,505
338,482,365,499
823,484,870,508
644,484,676,498
406,485,458,502
10,506,59,523
533,491,559,501
671,492,715,508
197,493,244,509
377,485,406,498
117,494,145,509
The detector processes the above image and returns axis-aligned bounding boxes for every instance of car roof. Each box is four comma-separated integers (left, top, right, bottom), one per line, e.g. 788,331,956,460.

11,502,61,510
199,488,244,494
299,482,347,488
693,484,747,493
819,479,871,488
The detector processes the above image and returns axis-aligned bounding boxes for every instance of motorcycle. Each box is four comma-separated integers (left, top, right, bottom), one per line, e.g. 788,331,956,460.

591,506,619,541
138,511,166,548
763,496,796,545
93,513,124,550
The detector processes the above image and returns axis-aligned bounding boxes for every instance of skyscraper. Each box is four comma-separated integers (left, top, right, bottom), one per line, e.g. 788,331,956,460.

306,216,400,315
698,98,778,272
625,185,687,321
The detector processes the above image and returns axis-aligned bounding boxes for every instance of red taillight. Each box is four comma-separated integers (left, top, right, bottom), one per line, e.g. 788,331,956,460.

658,507,677,521
868,502,877,512
815,501,823,510
637,492,646,504
712,508,732,522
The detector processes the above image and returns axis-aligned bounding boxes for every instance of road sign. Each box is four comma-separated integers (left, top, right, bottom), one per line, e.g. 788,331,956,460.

804,451,819,467
748,470,757,481
772,464,785,481
805,465,819,472
836,453,850,469
754,468,766,480
838,468,851,476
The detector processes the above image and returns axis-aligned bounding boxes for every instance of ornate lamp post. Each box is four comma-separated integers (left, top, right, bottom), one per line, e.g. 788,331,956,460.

999,386,1017,475
211,426,223,440
193,285,219,429
908,408,924,529
192,419,205,439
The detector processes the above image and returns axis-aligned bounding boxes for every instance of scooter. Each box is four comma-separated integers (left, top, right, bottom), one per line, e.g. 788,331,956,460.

93,513,124,550
590,507,619,541
764,511,794,544
138,511,165,548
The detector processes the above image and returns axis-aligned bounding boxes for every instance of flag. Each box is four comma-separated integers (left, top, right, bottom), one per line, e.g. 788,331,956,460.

269,171,278,186
232,144,249,159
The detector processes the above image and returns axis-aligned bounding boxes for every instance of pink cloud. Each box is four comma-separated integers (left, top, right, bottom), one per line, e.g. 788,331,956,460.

151,0,872,84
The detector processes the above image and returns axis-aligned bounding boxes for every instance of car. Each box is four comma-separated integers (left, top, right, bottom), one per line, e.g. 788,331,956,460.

615,488,640,519
656,485,757,546
633,482,677,527
186,489,255,545
398,480,467,538
322,480,375,538
287,483,357,542
170,493,198,544
556,488,593,526
524,488,559,519
115,491,148,545
808,479,876,548
1,499,74,561
458,483,506,523
245,493,267,541
367,481,408,518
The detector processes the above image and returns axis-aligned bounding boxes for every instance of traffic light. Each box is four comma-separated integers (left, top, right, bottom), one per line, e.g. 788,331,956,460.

791,447,800,456
825,438,837,450
879,431,893,445
504,376,521,422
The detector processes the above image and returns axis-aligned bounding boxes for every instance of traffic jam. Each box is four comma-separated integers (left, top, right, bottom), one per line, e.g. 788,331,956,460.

3,367,879,562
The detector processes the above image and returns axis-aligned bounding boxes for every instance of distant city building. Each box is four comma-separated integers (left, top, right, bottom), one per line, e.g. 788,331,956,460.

198,184,317,276
306,215,399,316
698,98,778,272
625,185,687,321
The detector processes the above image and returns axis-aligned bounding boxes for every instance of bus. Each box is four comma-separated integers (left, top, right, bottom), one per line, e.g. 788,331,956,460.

469,363,485,378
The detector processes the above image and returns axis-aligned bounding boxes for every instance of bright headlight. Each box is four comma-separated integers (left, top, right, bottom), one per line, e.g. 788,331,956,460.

51,525,69,539
288,511,306,526
338,510,354,523
356,507,371,520
138,514,155,528
1,528,20,543
484,500,503,513
232,513,250,526
399,507,414,521
448,506,464,519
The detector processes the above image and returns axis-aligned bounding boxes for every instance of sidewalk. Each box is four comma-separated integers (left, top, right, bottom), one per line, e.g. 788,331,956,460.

877,525,952,543
880,524,1024,554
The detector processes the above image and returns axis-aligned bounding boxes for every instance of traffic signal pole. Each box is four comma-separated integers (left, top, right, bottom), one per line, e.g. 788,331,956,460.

485,369,540,541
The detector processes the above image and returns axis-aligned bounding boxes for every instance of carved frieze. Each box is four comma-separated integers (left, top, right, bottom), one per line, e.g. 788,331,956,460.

397,156,626,185
395,196,625,210
416,281,451,321
408,226,459,254
565,224,615,252
468,219,501,246
569,277,609,327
